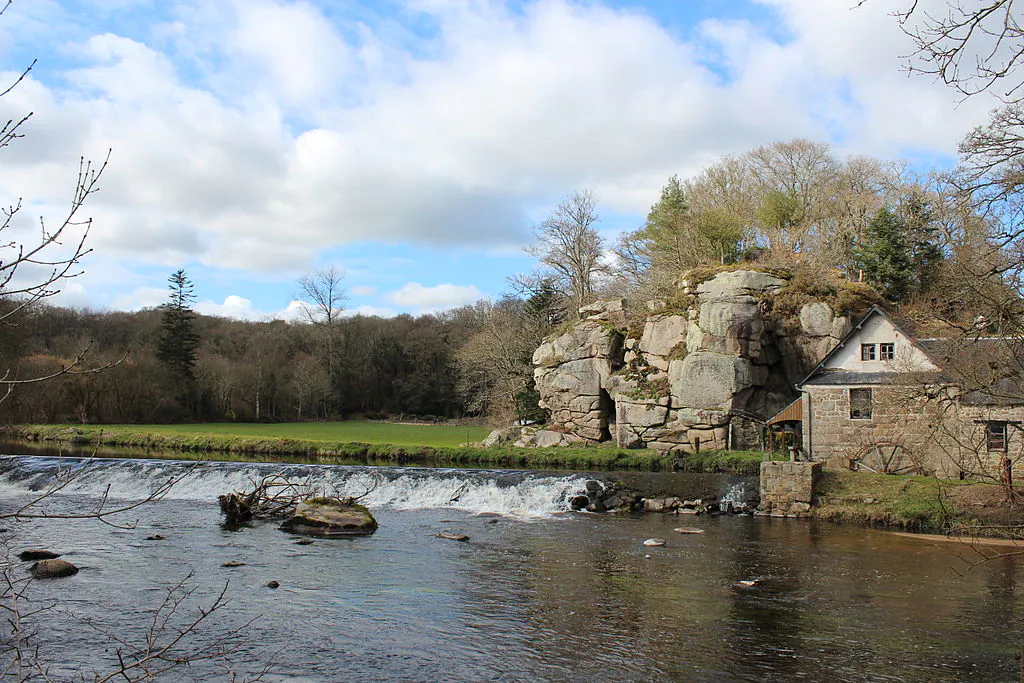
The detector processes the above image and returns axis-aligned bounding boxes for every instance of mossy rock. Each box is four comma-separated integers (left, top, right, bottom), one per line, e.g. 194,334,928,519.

279,498,378,537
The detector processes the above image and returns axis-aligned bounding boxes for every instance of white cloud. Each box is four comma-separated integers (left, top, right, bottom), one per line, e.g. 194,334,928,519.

49,282,92,310
0,0,1000,294
195,295,258,320
350,285,376,296
386,282,484,312
111,286,166,310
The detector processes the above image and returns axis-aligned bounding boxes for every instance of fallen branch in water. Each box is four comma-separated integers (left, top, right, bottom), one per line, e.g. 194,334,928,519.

218,474,379,527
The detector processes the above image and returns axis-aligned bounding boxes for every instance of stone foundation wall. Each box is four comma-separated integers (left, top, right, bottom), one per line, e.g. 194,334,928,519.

757,461,822,517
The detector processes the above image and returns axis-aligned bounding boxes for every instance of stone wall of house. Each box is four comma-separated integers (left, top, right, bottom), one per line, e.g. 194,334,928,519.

757,460,822,517
531,269,855,452
950,404,1024,479
802,385,948,474
802,386,1024,478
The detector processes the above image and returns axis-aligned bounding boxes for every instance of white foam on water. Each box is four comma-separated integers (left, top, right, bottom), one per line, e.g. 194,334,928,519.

0,457,592,519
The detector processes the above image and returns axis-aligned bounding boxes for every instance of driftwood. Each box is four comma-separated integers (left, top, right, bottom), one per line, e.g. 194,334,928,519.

218,474,379,527
218,475,311,527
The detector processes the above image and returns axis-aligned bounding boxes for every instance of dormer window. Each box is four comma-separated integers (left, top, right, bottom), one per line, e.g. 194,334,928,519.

860,344,876,361
879,343,895,361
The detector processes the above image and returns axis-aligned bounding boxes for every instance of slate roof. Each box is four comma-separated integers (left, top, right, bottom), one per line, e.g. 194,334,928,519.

801,370,906,386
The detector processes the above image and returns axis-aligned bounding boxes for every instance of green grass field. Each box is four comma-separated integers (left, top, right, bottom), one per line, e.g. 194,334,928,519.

3,422,771,472
53,421,492,448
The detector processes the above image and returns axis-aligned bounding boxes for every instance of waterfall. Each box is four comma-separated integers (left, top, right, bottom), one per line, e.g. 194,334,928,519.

0,456,593,519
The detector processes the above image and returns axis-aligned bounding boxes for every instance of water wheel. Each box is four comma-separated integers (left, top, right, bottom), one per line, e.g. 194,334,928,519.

852,442,916,475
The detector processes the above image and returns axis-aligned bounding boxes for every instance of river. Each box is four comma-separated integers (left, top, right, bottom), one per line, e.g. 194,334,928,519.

0,454,1021,682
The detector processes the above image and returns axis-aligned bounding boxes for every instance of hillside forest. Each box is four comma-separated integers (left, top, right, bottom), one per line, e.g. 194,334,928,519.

4,132,1022,428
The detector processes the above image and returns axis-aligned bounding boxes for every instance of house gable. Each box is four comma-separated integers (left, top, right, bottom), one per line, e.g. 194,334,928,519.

800,306,938,386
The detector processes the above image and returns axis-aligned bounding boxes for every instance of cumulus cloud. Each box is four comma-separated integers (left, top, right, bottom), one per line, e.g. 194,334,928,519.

0,0,999,291
195,295,262,320
386,282,484,312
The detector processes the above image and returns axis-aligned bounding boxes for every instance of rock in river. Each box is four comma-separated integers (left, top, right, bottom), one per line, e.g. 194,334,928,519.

280,498,378,538
19,549,61,561
30,559,78,579
643,538,667,547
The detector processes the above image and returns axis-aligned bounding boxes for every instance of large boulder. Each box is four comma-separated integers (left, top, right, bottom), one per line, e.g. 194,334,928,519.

482,426,521,448
280,498,378,537
668,353,753,410
533,320,621,367
514,428,585,448
799,302,835,337
579,299,627,326
638,315,688,370
30,559,78,579
694,270,786,301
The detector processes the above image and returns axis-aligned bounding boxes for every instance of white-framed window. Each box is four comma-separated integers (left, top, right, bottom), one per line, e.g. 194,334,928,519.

879,343,895,361
850,388,873,419
861,344,876,361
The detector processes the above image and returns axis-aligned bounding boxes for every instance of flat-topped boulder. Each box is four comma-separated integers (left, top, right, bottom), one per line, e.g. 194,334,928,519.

280,498,378,537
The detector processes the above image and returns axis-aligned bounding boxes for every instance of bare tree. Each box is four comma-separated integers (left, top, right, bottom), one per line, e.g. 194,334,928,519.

874,0,1024,103
523,190,607,319
294,267,347,405
456,298,548,422
295,266,347,327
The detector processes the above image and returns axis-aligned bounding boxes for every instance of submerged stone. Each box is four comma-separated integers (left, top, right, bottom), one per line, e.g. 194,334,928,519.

643,538,666,547
280,498,378,538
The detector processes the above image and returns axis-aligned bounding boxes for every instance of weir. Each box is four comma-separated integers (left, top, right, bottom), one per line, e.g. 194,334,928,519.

0,456,756,519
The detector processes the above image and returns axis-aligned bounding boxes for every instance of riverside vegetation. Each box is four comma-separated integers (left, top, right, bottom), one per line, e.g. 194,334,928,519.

1,422,768,472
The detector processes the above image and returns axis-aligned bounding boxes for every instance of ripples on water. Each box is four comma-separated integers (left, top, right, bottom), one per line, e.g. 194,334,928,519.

0,456,1021,682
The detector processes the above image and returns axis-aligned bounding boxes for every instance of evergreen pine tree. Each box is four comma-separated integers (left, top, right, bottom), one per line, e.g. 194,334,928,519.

156,269,199,380
903,194,945,294
856,207,915,303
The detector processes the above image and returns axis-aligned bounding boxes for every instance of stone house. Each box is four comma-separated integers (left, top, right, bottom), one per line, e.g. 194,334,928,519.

798,306,1024,481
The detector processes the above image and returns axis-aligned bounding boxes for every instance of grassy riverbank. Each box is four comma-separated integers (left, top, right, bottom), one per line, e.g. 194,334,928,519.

813,470,1024,536
0,423,768,472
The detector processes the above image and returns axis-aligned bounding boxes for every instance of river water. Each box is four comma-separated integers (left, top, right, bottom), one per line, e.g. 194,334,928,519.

0,455,1021,682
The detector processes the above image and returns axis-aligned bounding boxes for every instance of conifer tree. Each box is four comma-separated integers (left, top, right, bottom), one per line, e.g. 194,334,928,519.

856,207,915,303
156,269,199,381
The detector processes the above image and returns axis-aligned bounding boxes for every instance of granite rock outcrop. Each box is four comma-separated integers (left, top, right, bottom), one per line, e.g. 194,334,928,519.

531,269,855,452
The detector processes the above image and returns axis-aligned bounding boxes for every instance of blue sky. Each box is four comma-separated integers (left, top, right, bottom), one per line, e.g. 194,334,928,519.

0,0,1001,320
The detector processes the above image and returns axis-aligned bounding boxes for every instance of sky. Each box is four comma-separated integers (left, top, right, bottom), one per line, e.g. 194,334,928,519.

0,0,1005,320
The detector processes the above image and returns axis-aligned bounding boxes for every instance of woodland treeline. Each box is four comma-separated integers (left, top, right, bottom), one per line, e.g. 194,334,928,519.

0,295,548,424
2,132,1021,426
